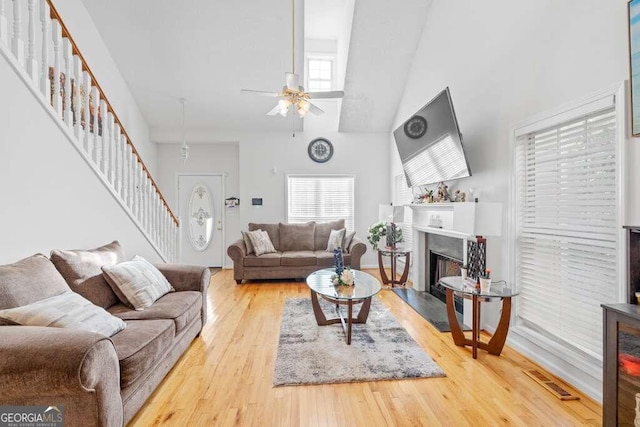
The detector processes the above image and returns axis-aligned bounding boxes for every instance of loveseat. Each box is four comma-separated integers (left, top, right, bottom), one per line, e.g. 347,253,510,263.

0,241,210,427
227,220,366,283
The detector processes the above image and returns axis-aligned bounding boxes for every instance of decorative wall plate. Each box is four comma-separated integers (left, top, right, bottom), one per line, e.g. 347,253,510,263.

404,115,427,139
188,184,213,251
308,138,334,163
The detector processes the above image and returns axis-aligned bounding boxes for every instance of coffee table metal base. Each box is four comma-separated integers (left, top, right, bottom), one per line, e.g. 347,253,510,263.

310,290,372,344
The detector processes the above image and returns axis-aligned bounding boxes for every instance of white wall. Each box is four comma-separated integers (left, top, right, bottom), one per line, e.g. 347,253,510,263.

0,54,161,264
391,0,630,400
156,143,240,268
153,102,389,267
53,0,157,175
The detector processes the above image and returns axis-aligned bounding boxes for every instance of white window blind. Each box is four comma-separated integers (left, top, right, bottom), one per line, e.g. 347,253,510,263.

394,174,413,250
287,175,354,231
514,104,619,359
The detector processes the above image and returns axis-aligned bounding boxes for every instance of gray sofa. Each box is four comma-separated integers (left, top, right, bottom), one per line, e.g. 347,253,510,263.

227,220,366,283
0,241,210,427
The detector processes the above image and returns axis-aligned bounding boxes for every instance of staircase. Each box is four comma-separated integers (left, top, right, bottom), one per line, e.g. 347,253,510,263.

0,0,178,262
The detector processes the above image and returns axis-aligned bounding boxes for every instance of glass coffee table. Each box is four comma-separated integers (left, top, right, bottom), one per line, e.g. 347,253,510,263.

439,276,519,359
306,269,382,345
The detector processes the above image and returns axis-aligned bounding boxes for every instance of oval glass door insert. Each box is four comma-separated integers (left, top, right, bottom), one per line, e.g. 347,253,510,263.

188,184,214,251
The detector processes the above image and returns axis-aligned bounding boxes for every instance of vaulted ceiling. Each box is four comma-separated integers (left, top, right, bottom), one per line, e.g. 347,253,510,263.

82,0,431,137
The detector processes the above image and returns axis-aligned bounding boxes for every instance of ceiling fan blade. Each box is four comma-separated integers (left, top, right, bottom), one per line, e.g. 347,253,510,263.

241,89,281,97
307,90,345,99
266,104,282,116
308,102,324,115
286,72,300,91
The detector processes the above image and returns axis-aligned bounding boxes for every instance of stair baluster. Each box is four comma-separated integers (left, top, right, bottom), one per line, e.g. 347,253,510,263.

26,0,37,81
11,0,23,64
51,19,61,114
62,38,72,127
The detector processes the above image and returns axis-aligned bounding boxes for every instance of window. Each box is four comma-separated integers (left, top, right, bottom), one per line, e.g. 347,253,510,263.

287,175,354,231
306,56,334,92
394,174,413,250
513,93,622,360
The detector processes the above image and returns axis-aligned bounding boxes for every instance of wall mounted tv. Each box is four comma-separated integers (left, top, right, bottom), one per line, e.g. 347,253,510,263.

393,87,471,187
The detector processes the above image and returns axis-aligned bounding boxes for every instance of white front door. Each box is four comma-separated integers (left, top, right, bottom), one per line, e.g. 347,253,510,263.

177,174,224,267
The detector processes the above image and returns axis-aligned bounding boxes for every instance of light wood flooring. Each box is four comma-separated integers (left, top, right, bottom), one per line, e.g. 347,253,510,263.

129,269,601,426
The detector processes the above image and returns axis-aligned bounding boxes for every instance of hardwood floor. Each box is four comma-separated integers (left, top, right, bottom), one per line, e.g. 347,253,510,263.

129,269,601,426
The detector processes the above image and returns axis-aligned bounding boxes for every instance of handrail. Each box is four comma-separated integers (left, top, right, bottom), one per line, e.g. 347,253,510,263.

46,0,178,226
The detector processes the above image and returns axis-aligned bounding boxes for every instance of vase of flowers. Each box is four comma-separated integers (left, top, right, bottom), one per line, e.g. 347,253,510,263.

331,267,355,286
368,221,403,250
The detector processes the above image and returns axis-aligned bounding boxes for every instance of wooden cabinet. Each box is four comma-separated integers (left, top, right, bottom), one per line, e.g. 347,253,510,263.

603,304,640,426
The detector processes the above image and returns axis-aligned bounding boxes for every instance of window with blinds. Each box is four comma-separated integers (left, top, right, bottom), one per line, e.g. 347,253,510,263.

394,174,414,250
514,99,620,360
287,175,355,231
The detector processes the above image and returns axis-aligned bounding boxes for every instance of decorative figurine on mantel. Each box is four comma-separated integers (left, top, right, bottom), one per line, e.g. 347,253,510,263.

453,190,466,202
435,182,450,202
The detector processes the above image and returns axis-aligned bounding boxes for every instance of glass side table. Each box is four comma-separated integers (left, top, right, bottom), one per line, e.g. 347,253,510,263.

377,246,412,288
439,276,519,359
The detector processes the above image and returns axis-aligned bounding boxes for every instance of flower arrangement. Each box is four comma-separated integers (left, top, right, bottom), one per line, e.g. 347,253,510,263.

331,267,355,286
367,222,403,250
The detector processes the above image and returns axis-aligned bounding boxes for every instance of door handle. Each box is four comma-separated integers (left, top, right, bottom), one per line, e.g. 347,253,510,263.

216,220,222,230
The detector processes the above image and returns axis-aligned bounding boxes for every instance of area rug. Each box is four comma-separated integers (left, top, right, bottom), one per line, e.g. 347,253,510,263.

273,297,445,386
393,288,471,333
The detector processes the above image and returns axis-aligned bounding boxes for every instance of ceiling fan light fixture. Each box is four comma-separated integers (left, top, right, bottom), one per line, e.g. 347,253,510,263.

297,99,310,117
278,99,291,116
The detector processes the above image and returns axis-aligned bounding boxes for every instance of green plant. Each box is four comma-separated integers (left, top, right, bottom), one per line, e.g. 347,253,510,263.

368,222,403,250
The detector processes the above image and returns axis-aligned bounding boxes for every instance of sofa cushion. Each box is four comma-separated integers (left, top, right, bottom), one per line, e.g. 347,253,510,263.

281,251,317,266
315,251,352,268
102,256,174,310
326,228,346,252
110,319,174,388
243,252,282,267
249,223,280,250
314,220,346,250
108,291,201,334
0,254,70,311
279,222,315,252
0,291,126,337
247,230,277,256
50,240,124,309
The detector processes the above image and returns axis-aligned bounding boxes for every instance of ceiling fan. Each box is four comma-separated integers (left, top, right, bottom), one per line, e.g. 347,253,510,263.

241,0,344,118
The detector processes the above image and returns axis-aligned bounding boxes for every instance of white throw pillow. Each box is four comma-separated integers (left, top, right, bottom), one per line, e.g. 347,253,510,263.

326,228,346,252
247,230,277,256
102,255,174,310
0,292,126,337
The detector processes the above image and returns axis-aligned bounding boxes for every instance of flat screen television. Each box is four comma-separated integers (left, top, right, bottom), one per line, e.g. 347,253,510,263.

393,87,471,187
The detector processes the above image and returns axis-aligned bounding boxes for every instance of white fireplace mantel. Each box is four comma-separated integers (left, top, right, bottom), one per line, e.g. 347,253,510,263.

408,202,502,292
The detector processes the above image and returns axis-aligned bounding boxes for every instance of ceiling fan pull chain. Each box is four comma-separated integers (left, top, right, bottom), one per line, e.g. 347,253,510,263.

291,0,295,74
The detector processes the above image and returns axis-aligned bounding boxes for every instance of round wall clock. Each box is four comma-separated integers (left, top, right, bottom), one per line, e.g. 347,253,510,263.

308,138,334,163
404,115,427,139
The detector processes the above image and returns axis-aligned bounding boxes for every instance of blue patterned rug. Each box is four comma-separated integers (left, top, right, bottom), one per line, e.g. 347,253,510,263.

273,297,446,386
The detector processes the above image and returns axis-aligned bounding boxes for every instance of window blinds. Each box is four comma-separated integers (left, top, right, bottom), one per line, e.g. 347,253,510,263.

394,174,413,250
287,175,355,231
514,104,618,359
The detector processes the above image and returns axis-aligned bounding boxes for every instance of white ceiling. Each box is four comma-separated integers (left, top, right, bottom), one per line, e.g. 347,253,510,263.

82,0,430,137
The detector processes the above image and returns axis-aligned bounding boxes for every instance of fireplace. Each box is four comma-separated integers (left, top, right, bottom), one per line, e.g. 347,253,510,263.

425,234,465,315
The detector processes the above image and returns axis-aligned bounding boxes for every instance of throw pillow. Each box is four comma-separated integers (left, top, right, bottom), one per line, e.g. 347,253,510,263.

247,230,277,256
343,230,356,252
0,292,126,337
50,240,125,309
326,228,346,252
241,230,255,255
0,254,71,311
102,255,174,311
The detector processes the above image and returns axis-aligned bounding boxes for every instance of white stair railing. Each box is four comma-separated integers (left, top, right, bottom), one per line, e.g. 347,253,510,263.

0,0,178,262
